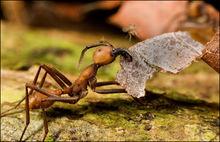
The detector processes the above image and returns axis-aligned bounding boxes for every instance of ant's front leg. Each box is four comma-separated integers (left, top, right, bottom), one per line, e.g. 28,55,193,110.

89,78,127,94
88,78,145,105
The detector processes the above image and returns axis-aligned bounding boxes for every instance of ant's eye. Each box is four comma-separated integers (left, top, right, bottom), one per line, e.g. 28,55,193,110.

98,49,102,52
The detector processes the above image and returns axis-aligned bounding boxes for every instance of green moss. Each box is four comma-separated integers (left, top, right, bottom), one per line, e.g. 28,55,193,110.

1,87,24,103
165,90,201,103
1,27,119,80
180,61,216,74
45,135,54,142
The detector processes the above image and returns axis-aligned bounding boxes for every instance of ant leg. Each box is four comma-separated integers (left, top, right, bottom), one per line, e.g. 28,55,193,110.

1,65,43,116
48,66,72,86
95,88,144,105
94,89,127,94
39,71,47,88
43,89,87,104
90,80,144,105
42,88,88,104
1,71,48,117
42,96,80,104
20,82,65,141
1,96,25,117
2,64,71,116
20,84,53,141
40,65,67,89
25,83,62,98
95,81,120,87
42,108,48,142
88,77,119,90
20,86,30,141
89,79,127,94
26,83,80,104
41,64,72,86
0,109,24,117
20,72,57,141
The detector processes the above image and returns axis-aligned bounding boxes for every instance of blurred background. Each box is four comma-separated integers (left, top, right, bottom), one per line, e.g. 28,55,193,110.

1,0,219,102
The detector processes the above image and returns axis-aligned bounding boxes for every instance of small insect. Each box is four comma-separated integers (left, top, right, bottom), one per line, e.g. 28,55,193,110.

122,24,138,41
1,40,132,141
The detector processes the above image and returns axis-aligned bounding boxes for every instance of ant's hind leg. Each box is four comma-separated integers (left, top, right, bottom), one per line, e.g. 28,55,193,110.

20,86,31,141
41,64,72,87
20,72,47,141
42,108,48,142
47,65,72,86
0,96,26,117
1,66,44,117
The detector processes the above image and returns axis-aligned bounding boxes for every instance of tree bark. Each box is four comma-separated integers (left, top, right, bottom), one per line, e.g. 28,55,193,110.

202,30,219,73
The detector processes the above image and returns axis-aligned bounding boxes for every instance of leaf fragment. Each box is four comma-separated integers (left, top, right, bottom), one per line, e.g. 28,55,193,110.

116,32,205,98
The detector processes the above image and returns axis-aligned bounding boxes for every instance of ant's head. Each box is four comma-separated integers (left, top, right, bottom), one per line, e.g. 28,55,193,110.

93,46,114,65
78,41,132,67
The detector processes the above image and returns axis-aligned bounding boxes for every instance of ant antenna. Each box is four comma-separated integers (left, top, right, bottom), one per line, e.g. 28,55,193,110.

77,40,114,68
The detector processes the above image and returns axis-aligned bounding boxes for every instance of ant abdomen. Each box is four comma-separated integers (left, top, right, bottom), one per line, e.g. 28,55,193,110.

29,90,62,109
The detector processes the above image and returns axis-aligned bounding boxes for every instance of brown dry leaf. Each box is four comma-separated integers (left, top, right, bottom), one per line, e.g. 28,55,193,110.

116,32,205,98
109,1,188,40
